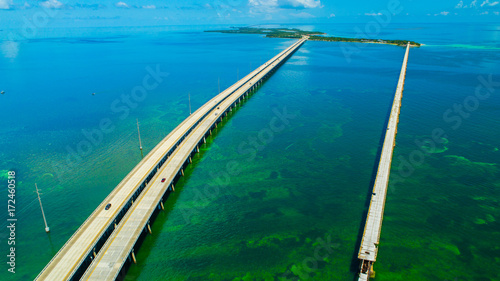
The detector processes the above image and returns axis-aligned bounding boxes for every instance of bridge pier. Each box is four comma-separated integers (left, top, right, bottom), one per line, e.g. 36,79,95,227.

357,43,411,281
40,38,307,281
131,251,136,264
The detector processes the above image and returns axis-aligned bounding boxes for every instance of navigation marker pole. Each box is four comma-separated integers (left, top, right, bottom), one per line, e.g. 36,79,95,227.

35,184,50,233
137,119,144,159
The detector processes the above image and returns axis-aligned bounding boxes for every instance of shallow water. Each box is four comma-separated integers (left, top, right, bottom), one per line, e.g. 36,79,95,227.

0,23,499,281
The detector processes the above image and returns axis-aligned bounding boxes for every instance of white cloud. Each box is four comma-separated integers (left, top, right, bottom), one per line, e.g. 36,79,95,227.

328,13,335,17
279,0,322,9
0,0,12,9
434,11,450,15
249,0,277,7
455,0,464,8
365,12,382,16
494,11,500,14
115,1,129,8
40,0,63,9
142,5,156,9
470,0,478,7
290,11,315,18
481,0,499,6
249,0,322,9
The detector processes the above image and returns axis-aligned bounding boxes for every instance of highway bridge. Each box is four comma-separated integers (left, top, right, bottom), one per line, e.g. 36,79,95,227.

357,43,411,281
35,37,306,281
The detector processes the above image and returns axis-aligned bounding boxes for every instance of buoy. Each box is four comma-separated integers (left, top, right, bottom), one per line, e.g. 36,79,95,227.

1,91,5,94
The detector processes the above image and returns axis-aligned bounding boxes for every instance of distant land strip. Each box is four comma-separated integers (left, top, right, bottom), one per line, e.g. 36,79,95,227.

205,27,421,47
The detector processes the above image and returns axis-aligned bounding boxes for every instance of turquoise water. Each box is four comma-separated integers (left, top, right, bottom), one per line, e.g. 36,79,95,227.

0,23,499,281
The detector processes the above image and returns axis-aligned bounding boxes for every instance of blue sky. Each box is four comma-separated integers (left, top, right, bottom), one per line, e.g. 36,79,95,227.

0,0,499,28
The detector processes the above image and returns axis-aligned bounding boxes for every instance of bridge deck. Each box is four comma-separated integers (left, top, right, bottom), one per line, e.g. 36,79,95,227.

36,38,305,281
81,38,306,281
358,43,410,280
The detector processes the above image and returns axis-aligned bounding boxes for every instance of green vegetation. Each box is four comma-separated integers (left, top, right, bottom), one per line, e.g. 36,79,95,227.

308,35,421,47
205,27,421,47
205,27,324,38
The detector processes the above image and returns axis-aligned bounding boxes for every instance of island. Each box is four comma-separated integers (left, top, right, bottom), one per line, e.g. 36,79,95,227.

205,27,421,47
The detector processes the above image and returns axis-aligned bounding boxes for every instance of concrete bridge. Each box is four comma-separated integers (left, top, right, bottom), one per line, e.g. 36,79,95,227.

36,38,412,281
35,38,306,281
358,43,411,281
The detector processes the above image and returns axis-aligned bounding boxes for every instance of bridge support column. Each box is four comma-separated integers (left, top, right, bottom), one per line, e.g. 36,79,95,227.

131,250,137,264
147,224,152,234
181,169,184,177
160,201,164,210
171,184,175,192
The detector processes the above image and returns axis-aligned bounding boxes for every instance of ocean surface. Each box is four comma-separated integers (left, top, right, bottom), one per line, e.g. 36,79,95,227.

0,22,499,281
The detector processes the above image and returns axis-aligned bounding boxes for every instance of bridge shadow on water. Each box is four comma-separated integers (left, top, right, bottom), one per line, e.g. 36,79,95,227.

121,81,265,281
349,95,394,281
